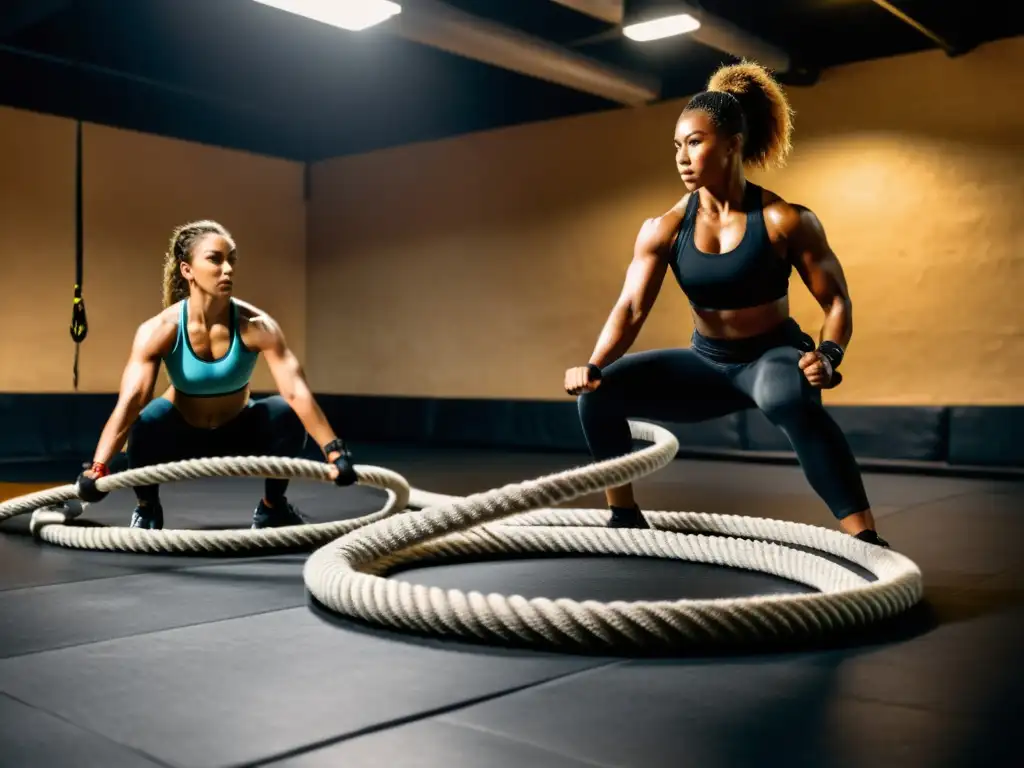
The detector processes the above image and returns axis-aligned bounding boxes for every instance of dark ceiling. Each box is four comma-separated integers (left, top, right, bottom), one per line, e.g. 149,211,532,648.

0,0,1018,162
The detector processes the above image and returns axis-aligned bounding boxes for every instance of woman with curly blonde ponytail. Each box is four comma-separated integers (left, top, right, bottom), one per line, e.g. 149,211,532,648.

566,60,888,548
76,219,357,532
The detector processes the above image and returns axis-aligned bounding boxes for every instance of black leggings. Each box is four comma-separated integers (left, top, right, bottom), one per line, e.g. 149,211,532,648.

577,319,870,520
126,395,308,505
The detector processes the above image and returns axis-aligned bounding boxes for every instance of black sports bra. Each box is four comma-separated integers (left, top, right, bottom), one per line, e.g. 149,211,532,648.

669,182,792,310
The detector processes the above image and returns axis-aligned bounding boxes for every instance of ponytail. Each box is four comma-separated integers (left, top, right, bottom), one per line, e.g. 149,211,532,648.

683,60,795,170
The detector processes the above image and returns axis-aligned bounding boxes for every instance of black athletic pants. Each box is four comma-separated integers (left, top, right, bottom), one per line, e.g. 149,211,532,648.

577,319,870,519
126,395,308,506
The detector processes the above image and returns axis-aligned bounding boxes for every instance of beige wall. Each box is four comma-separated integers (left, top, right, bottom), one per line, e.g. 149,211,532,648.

0,111,307,394
2,37,1022,407
0,108,77,391
307,37,1024,406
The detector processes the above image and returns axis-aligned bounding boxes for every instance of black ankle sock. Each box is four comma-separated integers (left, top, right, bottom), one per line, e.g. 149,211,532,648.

610,504,640,522
265,479,288,506
135,486,160,508
609,504,650,530
855,529,889,547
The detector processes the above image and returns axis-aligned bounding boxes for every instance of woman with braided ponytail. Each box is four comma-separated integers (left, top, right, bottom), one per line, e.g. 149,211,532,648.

565,62,888,547
77,220,357,530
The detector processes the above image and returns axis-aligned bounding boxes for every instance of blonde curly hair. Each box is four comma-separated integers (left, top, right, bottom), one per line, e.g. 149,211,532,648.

683,60,795,170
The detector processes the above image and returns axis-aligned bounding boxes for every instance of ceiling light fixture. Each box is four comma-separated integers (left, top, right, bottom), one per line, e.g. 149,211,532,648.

252,0,402,32
623,13,700,41
622,1,701,42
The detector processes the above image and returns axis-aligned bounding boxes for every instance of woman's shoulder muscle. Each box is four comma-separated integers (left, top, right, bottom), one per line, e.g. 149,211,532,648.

133,304,180,360
232,298,284,351
758,186,808,237
637,195,690,257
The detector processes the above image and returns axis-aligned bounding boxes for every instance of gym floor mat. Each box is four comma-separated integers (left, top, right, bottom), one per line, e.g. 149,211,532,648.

1,447,1021,768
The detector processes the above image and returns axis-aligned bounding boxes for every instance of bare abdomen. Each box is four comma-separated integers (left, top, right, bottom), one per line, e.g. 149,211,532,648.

691,296,791,340
165,386,251,429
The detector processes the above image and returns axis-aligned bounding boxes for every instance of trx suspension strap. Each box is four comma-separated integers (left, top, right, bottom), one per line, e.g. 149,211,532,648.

70,119,87,389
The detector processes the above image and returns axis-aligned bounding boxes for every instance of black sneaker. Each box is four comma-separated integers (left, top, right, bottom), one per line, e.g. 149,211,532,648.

251,498,306,529
608,505,651,530
130,503,164,530
855,529,890,548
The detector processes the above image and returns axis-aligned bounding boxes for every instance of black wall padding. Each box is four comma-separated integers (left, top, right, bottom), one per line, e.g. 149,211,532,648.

0,393,116,463
317,396,591,452
313,395,1022,470
743,406,949,461
947,407,1024,467
1,393,1020,472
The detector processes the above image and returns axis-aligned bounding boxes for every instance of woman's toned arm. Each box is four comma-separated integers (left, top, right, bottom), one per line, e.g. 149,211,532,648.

783,203,853,387
90,316,175,469
246,311,357,485
565,211,677,395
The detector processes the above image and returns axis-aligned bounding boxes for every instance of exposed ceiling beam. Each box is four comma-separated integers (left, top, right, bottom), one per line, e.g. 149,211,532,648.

867,0,973,56
549,0,623,24
390,0,660,105
677,2,791,72
551,0,792,74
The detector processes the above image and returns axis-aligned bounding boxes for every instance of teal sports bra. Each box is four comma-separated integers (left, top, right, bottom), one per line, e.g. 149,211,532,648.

164,299,259,397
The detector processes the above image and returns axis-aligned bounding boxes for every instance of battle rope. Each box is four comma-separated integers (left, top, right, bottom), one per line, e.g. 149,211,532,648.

0,457,411,554
0,421,923,653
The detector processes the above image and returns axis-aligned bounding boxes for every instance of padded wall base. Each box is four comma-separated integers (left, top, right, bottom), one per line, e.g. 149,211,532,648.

1,393,1021,475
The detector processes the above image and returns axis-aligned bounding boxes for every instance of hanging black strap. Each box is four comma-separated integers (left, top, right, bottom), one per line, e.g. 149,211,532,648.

70,119,87,389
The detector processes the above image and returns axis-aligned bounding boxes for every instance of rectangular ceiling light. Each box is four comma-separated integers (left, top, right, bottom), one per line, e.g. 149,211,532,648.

623,13,701,41
252,0,402,32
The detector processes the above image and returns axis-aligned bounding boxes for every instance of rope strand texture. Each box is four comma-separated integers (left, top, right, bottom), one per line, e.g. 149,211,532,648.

0,457,410,554
0,421,923,652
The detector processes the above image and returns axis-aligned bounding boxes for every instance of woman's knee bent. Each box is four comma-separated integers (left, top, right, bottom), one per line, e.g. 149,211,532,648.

577,378,634,460
757,387,819,427
747,353,870,520
126,398,182,467
253,396,309,457
137,397,177,426
750,354,820,427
